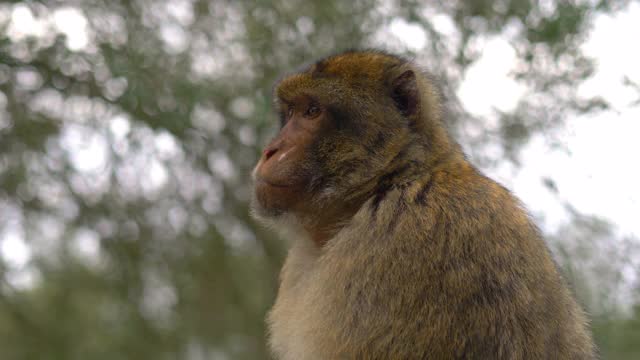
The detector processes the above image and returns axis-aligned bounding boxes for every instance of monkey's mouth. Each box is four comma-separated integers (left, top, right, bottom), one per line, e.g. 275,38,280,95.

255,177,292,188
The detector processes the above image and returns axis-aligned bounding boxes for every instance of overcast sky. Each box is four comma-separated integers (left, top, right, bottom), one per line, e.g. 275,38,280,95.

456,3,640,238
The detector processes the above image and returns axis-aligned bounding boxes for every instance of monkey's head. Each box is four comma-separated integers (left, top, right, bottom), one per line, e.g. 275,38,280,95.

252,50,452,232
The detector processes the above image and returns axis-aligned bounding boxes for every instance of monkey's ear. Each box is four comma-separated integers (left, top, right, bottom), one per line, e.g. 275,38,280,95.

391,70,419,116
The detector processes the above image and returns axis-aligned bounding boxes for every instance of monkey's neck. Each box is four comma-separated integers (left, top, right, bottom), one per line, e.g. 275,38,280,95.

307,226,335,247
302,218,343,248
300,193,369,247
303,137,462,247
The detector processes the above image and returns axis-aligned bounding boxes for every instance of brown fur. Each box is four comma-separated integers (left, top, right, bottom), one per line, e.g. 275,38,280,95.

253,50,595,359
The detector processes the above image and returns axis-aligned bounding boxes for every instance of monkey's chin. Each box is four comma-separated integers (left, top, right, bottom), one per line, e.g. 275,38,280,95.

250,194,308,241
251,178,305,216
250,183,296,221
250,195,287,220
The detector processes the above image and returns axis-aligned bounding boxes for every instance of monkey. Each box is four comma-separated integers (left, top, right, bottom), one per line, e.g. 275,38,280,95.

251,49,596,359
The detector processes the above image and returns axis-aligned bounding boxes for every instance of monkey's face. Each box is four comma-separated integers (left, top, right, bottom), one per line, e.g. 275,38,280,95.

252,93,330,217
252,53,420,219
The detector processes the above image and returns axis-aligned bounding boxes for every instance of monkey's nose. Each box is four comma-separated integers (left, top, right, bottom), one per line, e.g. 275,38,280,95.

263,147,278,161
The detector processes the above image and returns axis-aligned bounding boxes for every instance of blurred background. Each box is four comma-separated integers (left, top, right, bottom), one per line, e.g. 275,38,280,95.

0,0,639,359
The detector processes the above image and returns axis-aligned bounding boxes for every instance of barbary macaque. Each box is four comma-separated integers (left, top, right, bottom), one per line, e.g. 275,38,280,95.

251,50,595,359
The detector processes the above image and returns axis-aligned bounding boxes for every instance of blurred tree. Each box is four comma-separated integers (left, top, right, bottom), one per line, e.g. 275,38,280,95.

0,0,637,358
594,305,640,359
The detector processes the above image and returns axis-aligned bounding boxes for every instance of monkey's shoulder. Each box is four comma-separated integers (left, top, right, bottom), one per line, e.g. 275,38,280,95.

360,168,538,244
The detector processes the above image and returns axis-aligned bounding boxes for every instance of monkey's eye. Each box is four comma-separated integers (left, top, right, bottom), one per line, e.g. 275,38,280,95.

287,107,294,119
304,104,321,118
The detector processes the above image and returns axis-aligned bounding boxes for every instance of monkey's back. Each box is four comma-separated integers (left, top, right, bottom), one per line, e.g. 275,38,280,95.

268,161,595,359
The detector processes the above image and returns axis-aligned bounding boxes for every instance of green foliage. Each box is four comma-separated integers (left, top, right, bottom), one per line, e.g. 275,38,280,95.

594,307,640,360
